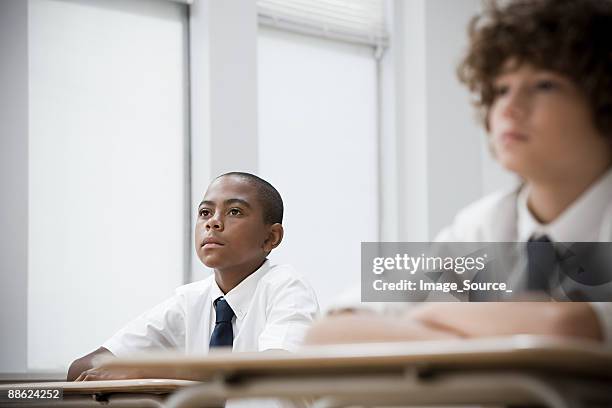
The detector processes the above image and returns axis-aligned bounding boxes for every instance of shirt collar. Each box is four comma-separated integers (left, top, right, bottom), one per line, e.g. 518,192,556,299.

210,280,225,311
517,168,612,242
211,259,271,320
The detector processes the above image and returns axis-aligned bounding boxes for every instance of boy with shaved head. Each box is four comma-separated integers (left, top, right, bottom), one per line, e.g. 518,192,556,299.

68,172,319,381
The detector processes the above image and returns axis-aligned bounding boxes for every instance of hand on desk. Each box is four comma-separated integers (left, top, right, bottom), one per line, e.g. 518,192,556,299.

68,347,122,381
74,367,136,381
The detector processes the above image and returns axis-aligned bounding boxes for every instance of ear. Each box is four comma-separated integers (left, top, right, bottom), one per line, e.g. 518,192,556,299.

263,223,284,252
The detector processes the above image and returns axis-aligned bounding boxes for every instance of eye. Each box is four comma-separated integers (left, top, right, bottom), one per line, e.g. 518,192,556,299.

493,84,509,97
535,79,557,91
228,208,242,216
198,208,211,218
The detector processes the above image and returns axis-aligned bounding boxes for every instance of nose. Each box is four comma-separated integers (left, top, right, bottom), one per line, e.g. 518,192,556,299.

499,87,528,120
205,214,224,231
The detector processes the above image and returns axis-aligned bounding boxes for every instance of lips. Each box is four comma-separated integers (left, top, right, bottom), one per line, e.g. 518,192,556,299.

201,236,225,248
499,130,529,144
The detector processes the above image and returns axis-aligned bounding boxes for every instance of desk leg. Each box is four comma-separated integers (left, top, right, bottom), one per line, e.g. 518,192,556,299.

164,371,610,408
164,381,228,408
306,372,572,408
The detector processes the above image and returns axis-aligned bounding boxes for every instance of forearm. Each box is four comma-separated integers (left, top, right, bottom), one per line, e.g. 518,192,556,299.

304,312,461,346
409,303,603,341
304,303,604,347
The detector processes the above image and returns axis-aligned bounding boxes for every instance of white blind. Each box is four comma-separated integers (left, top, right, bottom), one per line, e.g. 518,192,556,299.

28,0,188,370
258,28,379,309
258,0,388,47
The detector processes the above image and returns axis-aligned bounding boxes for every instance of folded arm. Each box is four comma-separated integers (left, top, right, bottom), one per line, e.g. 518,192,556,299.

304,303,603,346
408,302,603,340
304,311,462,345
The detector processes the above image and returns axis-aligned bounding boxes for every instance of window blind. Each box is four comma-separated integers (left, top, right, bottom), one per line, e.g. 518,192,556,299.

258,0,388,48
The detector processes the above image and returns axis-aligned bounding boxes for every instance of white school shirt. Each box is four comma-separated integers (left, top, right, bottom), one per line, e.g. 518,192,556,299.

103,260,320,356
328,169,612,341
437,167,612,341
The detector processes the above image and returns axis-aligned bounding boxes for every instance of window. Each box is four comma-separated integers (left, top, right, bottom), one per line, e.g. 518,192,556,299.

27,0,189,370
258,25,380,309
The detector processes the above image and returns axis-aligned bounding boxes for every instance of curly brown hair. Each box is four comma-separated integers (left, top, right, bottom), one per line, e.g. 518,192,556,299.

458,0,612,136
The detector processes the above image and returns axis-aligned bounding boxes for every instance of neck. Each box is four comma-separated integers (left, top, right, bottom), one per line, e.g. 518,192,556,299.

526,162,611,224
214,258,266,294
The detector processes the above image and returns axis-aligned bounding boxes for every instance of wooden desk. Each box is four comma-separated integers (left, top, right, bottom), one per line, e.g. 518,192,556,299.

0,379,198,407
98,335,612,408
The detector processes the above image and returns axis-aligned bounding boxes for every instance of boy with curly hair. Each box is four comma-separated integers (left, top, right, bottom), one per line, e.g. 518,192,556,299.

306,0,612,345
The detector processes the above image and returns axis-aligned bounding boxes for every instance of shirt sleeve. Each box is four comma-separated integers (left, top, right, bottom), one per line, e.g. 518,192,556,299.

590,302,612,343
102,294,186,357
257,275,319,352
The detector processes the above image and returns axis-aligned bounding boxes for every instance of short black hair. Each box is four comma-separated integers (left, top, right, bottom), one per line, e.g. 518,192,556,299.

217,172,284,224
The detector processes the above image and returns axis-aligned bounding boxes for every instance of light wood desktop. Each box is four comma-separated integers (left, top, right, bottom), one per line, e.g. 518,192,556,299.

2,336,611,408
98,335,612,408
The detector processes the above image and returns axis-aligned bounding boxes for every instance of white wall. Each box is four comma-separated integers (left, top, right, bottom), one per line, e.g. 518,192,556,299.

391,0,516,242
188,0,259,282
257,28,379,310
424,0,487,237
27,0,189,371
0,0,29,374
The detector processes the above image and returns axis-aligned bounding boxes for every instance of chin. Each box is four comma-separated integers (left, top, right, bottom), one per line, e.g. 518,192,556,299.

494,150,528,177
196,252,219,269
497,158,523,175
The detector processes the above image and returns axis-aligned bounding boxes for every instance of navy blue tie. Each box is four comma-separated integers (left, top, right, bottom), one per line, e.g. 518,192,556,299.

209,297,234,348
526,235,555,292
